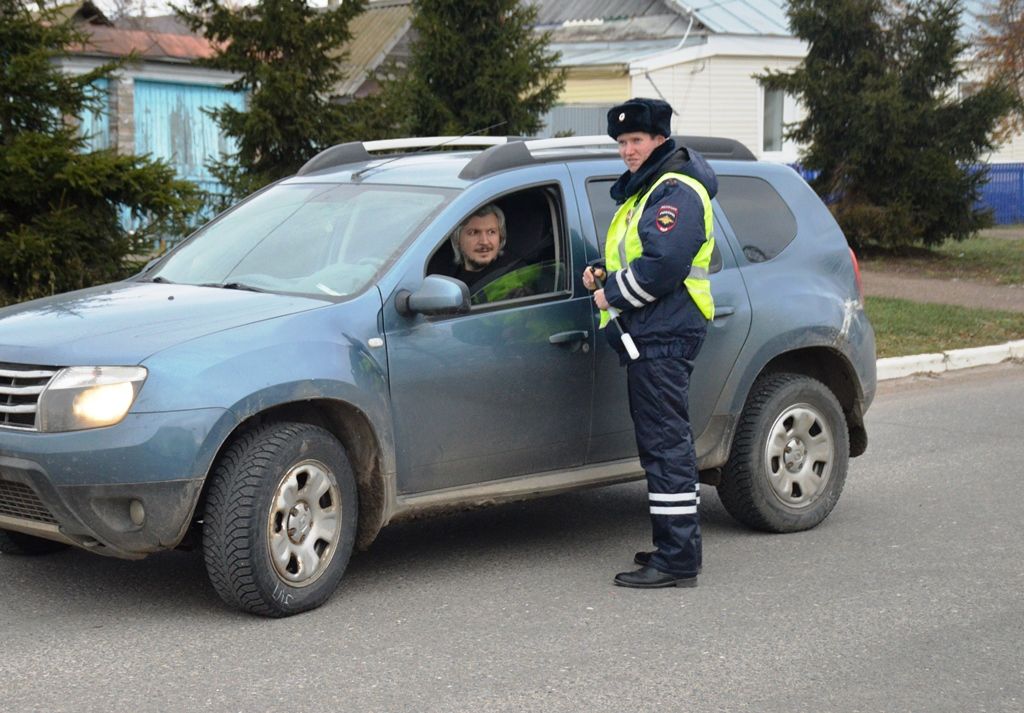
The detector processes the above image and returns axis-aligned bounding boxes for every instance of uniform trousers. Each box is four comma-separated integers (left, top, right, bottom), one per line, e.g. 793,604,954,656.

626,353,702,577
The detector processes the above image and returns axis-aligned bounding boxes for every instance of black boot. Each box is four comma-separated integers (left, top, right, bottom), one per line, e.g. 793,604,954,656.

613,565,697,589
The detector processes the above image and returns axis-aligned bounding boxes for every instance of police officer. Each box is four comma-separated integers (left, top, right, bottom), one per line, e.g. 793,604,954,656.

582,97,717,588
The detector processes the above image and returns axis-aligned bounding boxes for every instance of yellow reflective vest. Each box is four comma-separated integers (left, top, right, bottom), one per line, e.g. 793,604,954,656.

601,172,715,327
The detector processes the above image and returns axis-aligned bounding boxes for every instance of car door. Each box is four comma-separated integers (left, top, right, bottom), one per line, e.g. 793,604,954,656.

382,168,596,495
569,166,754,465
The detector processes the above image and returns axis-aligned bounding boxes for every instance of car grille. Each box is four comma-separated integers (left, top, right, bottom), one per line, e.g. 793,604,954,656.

0,363,59,430
0,480,58,524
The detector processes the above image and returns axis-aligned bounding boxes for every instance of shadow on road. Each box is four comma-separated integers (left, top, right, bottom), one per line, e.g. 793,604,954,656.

0,480,743,616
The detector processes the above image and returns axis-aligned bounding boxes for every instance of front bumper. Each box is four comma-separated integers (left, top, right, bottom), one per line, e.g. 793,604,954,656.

0,407,235,558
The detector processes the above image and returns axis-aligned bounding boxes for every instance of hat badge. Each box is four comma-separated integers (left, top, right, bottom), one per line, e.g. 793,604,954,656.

618,112,626,121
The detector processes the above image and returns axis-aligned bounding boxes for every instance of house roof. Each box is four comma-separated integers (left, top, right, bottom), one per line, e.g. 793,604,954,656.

530,0,790,39
72,24,218,62
552,39,696,68
631,34,807,72
334,0,413,97
531,0,700,42
532,0,682,26
686,0,789,36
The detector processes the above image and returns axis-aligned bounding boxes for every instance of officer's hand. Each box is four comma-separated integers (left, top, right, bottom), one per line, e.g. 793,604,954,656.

582,266,607,292
594,288,609,310
582,266,596,291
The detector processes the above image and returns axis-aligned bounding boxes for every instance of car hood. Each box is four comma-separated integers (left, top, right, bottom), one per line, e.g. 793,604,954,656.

0,282,327,365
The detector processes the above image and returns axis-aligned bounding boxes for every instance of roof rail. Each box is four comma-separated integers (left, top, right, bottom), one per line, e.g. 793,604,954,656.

297,134,756,179
297,136,516,176
458,134,755,180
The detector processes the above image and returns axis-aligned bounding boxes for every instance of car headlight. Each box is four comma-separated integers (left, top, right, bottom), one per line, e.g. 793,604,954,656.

37,367,148,432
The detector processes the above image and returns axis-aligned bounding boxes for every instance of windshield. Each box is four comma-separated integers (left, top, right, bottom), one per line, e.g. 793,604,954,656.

149,182,454,298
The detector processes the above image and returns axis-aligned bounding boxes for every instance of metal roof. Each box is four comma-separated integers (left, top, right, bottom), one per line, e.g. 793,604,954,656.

533,0,990,39
530,0,789,37
71,24,218,61
334,0,413,97
532,0,680,26
551,39,688,67
687,0,789,36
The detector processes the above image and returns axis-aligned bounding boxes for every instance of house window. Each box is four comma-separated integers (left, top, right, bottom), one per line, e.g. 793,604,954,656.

959,81,982,99
762,88,800,159
763,88,785,153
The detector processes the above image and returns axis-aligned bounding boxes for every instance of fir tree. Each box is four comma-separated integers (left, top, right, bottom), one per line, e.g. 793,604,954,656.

0,0,197,306
760,0,1016,250
177,0,366,197
386,0,566,137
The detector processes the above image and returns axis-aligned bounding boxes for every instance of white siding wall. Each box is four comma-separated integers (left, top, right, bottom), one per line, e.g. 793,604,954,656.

988,135,1024,163
960,61,1024,164
631,55,804,159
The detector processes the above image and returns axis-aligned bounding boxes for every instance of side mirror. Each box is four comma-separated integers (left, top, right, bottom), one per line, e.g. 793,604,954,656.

395,275,471,316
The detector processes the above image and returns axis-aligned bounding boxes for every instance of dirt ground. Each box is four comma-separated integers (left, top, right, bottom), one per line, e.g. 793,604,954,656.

859,225,1024,313
860,269,1024,313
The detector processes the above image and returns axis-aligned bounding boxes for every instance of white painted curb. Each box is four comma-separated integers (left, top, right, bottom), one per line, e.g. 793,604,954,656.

877,339,1024,381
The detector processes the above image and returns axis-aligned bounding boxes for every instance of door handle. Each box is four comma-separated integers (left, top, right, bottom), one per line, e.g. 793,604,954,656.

714,305,736,320
548,330,589,345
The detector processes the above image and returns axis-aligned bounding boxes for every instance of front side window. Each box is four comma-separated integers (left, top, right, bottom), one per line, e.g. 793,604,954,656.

426,185,569,307
150,182,453,299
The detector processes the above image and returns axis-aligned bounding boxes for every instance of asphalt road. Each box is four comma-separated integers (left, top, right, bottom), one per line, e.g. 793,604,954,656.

2,364,1023,713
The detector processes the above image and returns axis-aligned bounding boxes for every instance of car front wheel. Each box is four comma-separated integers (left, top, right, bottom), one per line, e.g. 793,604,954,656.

202,421,358,617
719,373,849,533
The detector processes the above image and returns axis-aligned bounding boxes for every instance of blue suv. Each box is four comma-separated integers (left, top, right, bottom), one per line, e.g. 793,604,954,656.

0,136,876,616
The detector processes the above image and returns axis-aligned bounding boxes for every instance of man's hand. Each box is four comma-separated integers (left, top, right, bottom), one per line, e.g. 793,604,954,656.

594,288,609,310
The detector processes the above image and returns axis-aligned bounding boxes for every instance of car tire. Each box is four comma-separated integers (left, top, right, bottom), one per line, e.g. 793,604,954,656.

202,422,358,617
719,373,849,533
0,529,69,555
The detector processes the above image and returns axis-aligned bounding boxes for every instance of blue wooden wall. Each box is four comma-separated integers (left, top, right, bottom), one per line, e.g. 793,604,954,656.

133,79,245,197
79,78,110,150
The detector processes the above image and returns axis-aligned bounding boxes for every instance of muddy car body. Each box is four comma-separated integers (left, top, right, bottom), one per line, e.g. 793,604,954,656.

0,135,875,615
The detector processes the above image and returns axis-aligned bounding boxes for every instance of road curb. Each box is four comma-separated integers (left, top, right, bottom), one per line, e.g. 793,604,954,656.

877,339,1024,380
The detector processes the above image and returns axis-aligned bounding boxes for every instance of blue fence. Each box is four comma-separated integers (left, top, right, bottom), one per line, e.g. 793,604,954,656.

980,163,1024,224
792,162,1024,225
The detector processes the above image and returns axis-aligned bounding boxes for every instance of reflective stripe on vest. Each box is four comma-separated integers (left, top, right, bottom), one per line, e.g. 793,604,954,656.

600,172,715,327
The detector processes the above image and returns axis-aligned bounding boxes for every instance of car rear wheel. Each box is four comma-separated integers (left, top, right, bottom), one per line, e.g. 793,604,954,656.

0,529,69,555
719,373,849,533
202,421,358,617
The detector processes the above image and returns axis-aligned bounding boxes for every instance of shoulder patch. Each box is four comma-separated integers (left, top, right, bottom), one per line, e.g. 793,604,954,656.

655,204,679,233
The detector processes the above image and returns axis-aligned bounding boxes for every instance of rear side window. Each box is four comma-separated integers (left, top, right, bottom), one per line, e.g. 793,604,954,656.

585,178,722,273
716,176,797,263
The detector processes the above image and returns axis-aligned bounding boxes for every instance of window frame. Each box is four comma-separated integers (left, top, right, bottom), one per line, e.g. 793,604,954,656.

760,86,801,163
424,181,574,314
714,174,799,265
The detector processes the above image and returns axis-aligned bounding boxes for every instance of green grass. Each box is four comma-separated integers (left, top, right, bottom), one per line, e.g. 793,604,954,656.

859,226,1024,285
866,296,1024,358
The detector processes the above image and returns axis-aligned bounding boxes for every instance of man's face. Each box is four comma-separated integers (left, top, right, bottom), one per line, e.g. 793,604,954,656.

617,131,666,173
458,213,502,271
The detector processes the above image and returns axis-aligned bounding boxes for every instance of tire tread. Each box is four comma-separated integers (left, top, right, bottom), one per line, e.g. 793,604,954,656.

203,422,349,617
719,372,848,533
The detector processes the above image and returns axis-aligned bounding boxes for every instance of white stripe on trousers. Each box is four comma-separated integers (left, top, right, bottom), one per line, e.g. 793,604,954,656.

649,492,698,503
649,490,699,515
650,505,698,515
